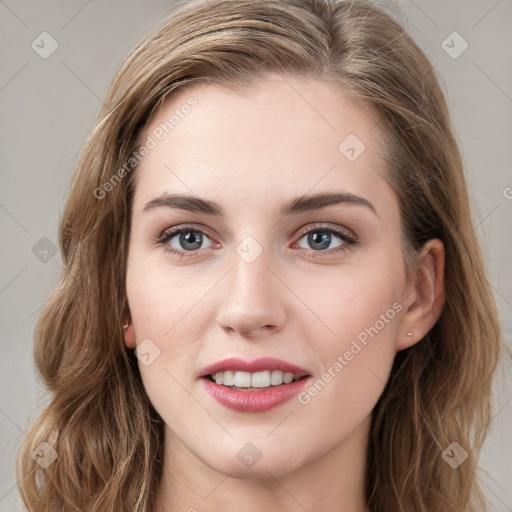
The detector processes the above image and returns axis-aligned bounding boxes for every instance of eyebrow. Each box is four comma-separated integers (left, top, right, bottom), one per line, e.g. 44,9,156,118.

143,191,378,217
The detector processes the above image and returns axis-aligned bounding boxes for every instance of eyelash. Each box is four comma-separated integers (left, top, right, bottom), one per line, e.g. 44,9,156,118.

154,223,358,259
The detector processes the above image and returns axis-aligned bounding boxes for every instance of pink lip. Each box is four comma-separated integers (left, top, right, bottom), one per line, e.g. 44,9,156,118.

199,357,309,378
199,357,311,413
201,376,311,413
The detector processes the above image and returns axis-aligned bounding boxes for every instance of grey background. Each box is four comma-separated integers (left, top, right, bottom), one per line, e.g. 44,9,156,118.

0,0,510,510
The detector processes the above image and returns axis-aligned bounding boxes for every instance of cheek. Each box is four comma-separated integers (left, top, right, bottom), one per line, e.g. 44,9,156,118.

295,260,403,424
125,263,202,426
125,255,214,401
126,252,209,340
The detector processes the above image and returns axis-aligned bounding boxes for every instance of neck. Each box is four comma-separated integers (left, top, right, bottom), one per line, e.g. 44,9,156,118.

154,415,371,512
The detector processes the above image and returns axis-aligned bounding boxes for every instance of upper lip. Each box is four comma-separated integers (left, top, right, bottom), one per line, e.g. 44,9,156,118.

199,357,310,378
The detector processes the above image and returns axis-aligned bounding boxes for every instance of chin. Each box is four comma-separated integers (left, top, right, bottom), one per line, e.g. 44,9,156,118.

198,439,310,479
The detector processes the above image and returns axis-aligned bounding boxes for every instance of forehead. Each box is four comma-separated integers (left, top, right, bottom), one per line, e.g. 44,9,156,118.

132,74,392,215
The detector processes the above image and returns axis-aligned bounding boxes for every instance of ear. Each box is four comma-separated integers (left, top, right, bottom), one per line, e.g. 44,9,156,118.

123,315,136,349
397,238,445,351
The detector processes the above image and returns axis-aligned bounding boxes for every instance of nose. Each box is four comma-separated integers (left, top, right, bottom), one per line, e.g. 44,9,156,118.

216,245,287,339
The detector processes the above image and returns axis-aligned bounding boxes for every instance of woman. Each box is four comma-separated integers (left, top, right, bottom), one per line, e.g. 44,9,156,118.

17,0,502,511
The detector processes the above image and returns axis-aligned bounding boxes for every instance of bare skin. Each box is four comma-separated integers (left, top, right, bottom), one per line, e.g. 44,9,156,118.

123,73,445,512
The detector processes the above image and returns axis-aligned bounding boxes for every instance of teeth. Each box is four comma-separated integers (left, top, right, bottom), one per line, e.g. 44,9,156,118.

221,371,234,386
283,372,294,384
234,371,252,387
270,370,284,385
211,370,301,388
252,371,271,388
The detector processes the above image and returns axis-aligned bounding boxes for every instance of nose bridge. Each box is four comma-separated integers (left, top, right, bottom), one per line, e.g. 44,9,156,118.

216,237,285,336
232,247,271,300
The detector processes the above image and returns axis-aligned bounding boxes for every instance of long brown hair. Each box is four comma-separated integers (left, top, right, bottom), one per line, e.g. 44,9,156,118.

17,0,502,510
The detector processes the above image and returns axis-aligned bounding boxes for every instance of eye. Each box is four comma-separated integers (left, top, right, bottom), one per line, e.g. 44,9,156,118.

155,223,358,259
293,223,358,255
156,226,217,258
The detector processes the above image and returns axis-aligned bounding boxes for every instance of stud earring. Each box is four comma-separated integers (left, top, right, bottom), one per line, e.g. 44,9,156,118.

406,331,413,336
123,320,130,329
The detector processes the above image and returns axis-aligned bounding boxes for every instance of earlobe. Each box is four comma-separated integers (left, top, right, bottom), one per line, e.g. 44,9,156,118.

397,239,446,351
123,316,136,349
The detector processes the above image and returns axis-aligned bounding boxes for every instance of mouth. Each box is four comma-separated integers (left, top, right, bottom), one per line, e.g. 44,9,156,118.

199,356,312,411
201,372,311,413
203,370,309,390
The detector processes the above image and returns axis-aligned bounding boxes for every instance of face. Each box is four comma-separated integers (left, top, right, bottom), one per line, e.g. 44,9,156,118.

125,73,411,478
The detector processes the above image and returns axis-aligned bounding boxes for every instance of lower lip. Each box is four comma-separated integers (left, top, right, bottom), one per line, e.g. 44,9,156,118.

201,376,311,413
